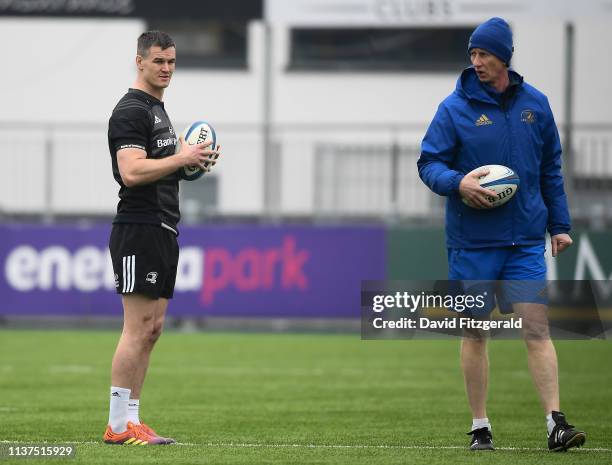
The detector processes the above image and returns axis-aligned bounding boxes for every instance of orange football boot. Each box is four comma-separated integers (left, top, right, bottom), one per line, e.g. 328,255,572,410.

103,421,167,445
139,423,176,444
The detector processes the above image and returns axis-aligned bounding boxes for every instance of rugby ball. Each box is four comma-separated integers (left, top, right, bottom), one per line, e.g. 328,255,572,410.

462,164,520,208
176,121,217,181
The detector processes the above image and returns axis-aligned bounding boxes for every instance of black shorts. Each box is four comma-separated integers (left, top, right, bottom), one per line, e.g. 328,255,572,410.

109,224,179,299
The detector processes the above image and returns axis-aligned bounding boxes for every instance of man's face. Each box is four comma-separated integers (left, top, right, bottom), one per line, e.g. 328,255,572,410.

470,48,506,84
137,46,176,90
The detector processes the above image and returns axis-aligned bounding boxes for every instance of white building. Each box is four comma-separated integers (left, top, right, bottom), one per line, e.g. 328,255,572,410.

0,0,610,219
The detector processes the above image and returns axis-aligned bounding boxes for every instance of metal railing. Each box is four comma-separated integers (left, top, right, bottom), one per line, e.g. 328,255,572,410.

0,121,610,224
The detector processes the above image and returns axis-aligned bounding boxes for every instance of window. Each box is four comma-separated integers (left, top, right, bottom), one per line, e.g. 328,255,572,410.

146,20,248,69
290,27,474,72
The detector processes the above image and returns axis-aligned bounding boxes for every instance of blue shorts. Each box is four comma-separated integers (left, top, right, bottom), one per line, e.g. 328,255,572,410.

447,244,547,316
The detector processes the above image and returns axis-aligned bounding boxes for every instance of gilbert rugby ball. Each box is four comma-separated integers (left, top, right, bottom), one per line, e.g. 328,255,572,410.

176,121,217,181
463,164,520,208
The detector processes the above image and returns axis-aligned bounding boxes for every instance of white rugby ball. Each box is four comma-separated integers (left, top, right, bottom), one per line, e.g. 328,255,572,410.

462,164,520,208
176,121,217,181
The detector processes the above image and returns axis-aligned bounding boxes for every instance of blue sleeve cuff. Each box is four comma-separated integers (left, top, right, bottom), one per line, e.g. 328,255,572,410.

548,226,570,236
450,172,465,193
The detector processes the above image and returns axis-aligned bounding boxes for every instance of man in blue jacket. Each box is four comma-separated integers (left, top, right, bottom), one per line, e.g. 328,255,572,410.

417,17,586,451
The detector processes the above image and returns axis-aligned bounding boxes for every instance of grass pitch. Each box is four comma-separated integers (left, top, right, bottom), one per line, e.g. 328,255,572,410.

0,330,610,464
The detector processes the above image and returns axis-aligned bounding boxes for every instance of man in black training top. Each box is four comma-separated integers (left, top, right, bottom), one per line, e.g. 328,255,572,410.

104,30,218,445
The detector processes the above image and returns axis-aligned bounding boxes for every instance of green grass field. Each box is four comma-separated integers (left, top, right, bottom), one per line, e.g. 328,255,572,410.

0,330,610,464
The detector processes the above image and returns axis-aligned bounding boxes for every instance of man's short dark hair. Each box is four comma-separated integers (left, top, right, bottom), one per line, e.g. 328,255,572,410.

137,31,175,57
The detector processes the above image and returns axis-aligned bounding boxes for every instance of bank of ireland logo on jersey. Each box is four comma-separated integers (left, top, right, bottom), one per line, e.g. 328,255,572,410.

521,109,536,124
146,272,158,284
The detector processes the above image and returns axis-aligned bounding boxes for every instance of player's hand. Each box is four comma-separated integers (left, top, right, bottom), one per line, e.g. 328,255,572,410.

177,136,218,170
459,167,498,209
198,144,221,172
551,233,572,257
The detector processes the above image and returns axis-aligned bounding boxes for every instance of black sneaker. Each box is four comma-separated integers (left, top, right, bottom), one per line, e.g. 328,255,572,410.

548,411,586,452
467,427,495,450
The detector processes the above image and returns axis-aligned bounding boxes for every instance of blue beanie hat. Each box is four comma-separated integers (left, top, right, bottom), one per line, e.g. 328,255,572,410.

468,17,513,65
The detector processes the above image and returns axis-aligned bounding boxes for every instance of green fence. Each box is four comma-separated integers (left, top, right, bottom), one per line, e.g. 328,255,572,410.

388,228,612,280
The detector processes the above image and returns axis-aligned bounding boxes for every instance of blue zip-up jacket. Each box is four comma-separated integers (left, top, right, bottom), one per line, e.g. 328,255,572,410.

417,67,571,249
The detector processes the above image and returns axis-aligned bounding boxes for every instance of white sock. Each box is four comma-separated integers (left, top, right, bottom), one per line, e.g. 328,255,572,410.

128,399,140,425
546,413,555,435
108,386,131,433
472,417,492,432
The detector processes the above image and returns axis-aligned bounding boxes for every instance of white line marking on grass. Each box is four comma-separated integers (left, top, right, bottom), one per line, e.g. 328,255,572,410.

1,440,609,452
187,443,612,452
0,441,99,445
